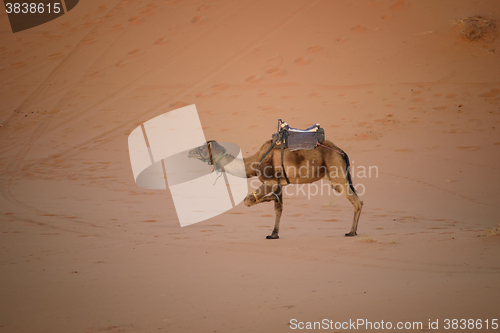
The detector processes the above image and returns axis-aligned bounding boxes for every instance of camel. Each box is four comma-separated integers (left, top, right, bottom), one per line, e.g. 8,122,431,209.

188,138,363,239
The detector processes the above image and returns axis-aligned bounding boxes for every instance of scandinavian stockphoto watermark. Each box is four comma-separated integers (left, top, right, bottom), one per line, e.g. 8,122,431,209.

247,160,378,199
128,105,249,227
289,318,499,330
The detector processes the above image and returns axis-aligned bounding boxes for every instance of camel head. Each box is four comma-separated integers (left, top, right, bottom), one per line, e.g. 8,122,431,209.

188,140,226,165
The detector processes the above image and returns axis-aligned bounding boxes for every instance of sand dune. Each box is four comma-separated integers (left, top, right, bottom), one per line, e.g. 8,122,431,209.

1,0,499,332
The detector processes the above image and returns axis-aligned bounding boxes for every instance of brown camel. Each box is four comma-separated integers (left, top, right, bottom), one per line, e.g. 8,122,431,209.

188,139,363,239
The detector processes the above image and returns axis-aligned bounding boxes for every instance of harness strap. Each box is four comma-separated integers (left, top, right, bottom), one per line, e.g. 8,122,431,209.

317,142,345,156
206,141,215,173
251,189,281,204
213,152,227,166
280,130,290,184
205,141,229,175
257,130,291,184
251,189,261,203
258,139,277,166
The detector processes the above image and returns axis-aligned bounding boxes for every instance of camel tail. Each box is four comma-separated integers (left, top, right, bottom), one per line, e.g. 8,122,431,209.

341,150,357,196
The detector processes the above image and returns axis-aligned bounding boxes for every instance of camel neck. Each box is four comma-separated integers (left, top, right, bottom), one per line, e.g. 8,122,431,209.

216,153,258,178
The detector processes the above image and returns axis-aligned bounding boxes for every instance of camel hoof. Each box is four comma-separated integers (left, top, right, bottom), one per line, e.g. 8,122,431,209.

266,234,279,239
345,232,357,237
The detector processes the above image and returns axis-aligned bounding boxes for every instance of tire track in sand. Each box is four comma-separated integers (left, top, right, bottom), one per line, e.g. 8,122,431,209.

1,0,323,231
0,1,129,230
15,0,323,166
0,0,252,230
380,171,492,208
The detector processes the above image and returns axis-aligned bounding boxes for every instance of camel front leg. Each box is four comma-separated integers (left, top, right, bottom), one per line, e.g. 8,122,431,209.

243,184,284,239
243,183,275,207
266,184,283,239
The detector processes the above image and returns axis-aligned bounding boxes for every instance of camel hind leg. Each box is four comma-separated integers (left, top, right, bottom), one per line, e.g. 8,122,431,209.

327,148,363,236
333,181,363,236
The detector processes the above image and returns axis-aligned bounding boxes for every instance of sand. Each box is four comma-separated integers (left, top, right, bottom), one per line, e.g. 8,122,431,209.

1,0,499,332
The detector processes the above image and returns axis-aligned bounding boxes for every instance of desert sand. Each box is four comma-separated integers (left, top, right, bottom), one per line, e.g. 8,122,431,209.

1,0,499,332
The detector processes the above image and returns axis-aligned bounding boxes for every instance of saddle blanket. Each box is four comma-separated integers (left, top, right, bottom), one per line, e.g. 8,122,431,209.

274,122,325,151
